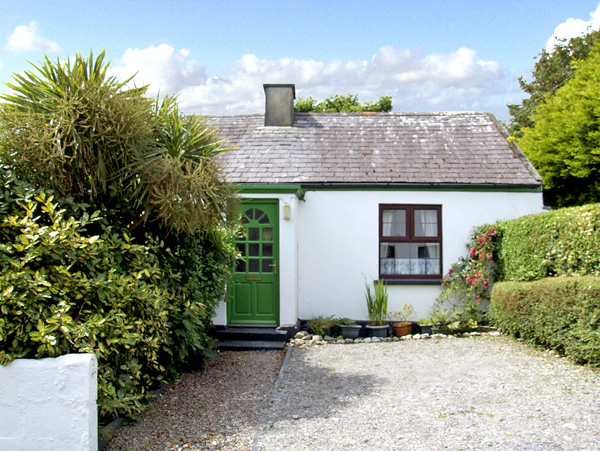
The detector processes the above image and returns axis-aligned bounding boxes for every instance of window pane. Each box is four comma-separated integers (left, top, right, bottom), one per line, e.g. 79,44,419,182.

262,228,273,241
248,243,260,257
414,209,438,237
262,259,273,273
235,243,246,256
380,242,440,275
382,209,406,237
235,259,246,273
248,259,259,273
248,228,259,241
258,212,270,224
411,243,440,274
263,243,273,257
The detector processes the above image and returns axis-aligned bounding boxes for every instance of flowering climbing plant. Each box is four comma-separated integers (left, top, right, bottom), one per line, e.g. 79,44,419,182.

433,225,500,327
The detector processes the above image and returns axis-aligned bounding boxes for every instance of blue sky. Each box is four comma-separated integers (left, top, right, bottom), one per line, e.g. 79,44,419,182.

1,1,600,121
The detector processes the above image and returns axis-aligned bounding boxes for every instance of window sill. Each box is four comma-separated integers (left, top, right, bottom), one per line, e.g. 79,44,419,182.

380,278,442,286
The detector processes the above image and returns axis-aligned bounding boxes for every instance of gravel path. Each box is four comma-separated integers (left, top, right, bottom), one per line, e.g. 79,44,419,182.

105,350,285,451
106,335,600,451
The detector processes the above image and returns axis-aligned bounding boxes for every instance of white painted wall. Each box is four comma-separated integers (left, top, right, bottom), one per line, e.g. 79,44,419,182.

214,188,543,326
296,189,544,321
0,353,98,451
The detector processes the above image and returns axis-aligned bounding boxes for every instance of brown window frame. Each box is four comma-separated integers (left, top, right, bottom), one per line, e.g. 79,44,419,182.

379,204,442,281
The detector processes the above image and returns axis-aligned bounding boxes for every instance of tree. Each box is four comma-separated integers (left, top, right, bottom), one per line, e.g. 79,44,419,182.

0,50,236,235
295,93,392,112
518,42,600,207
508,28,600,136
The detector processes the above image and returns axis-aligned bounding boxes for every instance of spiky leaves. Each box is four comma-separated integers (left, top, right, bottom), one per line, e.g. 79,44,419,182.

131,96,237,234
0,50,237,235
0,50,153,200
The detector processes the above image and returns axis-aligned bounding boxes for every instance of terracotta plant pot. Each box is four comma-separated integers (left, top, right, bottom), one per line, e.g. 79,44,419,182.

393,322,412,337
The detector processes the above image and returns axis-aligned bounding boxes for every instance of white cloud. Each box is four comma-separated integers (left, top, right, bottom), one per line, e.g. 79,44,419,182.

110,44,512,118
109,44,207,95
546,4,600,50
6,21,60,53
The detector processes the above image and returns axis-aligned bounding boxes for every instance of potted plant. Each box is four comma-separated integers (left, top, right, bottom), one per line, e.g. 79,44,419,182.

307,315,336,336
336,317,361,339
418,317,433,335
365,279,389,338
430,308,451,334
388,304,414,337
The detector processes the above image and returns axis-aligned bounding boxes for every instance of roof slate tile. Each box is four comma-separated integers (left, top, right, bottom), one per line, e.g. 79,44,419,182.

209,112,541,187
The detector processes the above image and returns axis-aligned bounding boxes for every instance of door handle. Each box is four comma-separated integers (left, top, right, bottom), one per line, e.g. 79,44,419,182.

269,261,278,275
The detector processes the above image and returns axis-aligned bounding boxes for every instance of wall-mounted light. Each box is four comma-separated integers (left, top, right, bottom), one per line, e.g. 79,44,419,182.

283,203,291,220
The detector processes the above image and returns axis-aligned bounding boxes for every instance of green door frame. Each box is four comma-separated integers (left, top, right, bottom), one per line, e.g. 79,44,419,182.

227,199,280,325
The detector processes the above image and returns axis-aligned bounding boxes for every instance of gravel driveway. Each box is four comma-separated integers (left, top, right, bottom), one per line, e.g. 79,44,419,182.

106,335,600,451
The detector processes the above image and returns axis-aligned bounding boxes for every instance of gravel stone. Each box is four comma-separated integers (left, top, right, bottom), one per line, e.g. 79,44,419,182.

105,336,600,451
105,350,285,451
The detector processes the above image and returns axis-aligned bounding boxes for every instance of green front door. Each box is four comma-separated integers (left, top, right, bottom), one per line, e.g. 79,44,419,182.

228,200,279,324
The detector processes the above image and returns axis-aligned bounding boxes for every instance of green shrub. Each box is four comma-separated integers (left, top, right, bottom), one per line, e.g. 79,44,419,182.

154,230,235,374
0,188,173,419
307,316,336,336
0,165,236,421
490,277,600,366
498,203,600,281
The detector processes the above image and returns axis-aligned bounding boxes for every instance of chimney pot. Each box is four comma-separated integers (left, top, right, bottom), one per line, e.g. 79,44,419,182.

264,84,295,127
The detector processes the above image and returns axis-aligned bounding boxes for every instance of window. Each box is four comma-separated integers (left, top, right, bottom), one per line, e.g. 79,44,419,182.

379,205,442,280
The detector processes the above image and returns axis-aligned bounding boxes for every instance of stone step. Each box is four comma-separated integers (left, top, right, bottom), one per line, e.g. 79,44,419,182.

215,326,288,342
214,326,291,351
216,339,287,351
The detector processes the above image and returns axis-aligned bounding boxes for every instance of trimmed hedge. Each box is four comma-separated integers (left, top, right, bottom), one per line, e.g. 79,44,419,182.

497,203,600,281
490,276,600,366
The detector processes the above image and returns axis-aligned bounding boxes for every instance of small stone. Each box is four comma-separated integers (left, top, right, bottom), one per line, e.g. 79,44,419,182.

336,339,345,344
311,335,323,342
294,331,308,339
371,337,381,343
363,337,372,343
324,335,335,342
292,415,300,420
392,336,399,341
302,334,313,341
354,338,363,343
344,338,354,344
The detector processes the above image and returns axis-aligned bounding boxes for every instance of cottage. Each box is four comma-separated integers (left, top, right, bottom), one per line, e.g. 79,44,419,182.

210,84,543,331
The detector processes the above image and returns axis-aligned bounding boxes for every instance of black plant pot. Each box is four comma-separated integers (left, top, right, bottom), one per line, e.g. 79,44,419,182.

366,325,389,338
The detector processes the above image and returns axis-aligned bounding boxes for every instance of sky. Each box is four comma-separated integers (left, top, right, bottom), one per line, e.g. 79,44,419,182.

1,1,600,122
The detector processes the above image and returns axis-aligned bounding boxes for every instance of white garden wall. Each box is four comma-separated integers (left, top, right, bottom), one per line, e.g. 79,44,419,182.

0,353,98,451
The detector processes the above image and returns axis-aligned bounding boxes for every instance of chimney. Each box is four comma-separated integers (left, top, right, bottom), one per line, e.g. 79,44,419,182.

264,84,295,126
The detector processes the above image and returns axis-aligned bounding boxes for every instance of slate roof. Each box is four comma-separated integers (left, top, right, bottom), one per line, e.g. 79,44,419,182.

210,112,542,187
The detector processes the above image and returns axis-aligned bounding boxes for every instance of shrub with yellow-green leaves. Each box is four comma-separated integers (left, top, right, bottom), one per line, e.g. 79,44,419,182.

0,168,174,420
